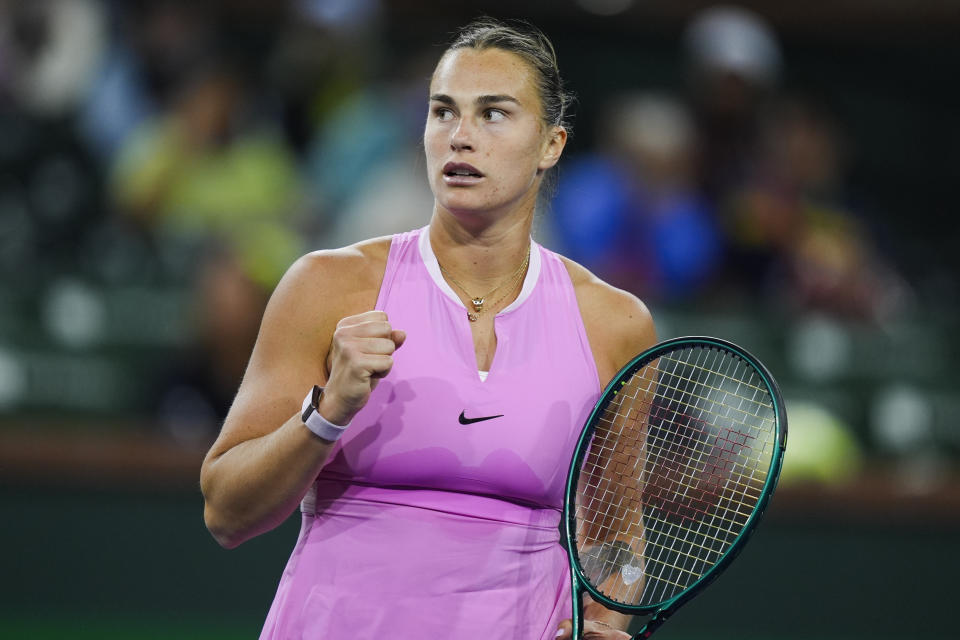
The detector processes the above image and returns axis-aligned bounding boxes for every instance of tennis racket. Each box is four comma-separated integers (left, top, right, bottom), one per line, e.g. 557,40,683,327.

564,336,787,639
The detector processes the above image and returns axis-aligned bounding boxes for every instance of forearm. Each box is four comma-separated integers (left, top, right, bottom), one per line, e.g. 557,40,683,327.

201,412,336,548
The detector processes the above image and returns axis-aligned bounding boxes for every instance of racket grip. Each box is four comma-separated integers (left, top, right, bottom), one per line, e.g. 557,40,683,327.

570,574,584,640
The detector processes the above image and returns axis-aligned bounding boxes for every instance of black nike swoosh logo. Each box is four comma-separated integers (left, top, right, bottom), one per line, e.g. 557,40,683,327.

458,411,504,425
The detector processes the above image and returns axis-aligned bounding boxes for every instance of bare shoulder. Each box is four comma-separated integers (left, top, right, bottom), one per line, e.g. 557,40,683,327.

282,236,392,299
249,236,393,377
269,236,392,321
559,256,657,386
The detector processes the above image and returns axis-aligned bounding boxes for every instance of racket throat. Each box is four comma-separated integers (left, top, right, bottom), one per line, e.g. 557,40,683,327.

634,611,670,639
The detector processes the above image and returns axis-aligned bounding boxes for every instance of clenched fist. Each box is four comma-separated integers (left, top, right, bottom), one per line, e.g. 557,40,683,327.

320,311,406,426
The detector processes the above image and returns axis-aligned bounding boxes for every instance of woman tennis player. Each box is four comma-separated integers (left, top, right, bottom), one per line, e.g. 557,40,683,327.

200,17,655,639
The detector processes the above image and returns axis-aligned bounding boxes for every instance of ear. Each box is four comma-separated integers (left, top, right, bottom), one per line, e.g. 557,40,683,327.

538,126,568,171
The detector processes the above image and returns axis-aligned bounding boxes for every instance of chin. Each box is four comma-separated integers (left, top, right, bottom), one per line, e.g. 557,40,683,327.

438,193,491,216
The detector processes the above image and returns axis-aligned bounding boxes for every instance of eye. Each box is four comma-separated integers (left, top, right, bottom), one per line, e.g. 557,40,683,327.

434,107,455,122
483,108,507,123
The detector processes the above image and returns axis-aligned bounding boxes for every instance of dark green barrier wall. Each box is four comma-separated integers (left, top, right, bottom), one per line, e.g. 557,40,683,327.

2,485,956,639
1,486,299,637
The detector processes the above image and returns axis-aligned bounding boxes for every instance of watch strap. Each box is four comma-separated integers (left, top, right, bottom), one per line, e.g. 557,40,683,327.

300,385,349,442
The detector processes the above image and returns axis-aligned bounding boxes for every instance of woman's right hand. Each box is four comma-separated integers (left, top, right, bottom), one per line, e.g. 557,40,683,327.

321,310,406,426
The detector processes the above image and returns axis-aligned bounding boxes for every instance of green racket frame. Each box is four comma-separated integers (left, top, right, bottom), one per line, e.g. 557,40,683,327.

562,336,788,639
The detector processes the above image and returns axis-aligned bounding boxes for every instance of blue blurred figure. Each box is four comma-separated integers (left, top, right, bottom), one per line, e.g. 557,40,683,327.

550,93,723,303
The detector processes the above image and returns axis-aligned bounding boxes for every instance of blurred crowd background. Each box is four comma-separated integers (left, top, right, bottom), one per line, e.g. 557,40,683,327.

1,1,958,638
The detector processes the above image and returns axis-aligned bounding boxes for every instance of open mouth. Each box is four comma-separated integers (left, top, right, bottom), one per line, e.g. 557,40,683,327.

443,162,483,179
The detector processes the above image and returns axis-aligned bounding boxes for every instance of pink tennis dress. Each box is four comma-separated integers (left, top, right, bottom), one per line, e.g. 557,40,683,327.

259,227,601,639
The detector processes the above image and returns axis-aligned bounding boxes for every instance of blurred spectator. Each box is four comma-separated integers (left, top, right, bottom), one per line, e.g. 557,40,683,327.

0,0,107,117
549,92,723,303
682,5,782,205
109,55,304,289
681,6,909,320
0,0,108,286
721,96,911,321
550,6,781,305
307,46,436,248
77,0,217,161
154,246,267,444
285,2,435,248
265,0,384,159
108,43,305,436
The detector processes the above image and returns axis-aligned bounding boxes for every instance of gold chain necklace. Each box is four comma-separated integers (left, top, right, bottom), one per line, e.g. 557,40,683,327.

439,246,531,322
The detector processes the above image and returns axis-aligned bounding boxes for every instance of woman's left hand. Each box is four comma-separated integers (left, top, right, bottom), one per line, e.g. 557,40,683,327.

555,618,631,639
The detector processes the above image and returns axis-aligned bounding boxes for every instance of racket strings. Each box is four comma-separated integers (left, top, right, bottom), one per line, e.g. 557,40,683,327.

639,348,770,604
573,345,776,607
634,348,774,605
593,411,769,511
628,359,774,433
582,394,770,532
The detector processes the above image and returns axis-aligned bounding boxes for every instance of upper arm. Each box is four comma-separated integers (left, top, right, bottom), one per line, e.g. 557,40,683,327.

563,258,657,387
203,243,386,463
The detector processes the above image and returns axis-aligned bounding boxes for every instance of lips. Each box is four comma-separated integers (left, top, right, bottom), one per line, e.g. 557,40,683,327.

442,162,484,185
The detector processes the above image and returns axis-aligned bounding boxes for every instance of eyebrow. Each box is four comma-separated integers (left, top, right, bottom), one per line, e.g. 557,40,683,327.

430,93,521,107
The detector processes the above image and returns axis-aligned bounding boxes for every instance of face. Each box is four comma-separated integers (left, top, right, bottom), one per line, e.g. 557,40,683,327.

424,47,566,220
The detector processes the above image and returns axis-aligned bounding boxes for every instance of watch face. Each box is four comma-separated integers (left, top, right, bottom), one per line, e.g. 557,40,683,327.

301,404,315,422
302,385,323,422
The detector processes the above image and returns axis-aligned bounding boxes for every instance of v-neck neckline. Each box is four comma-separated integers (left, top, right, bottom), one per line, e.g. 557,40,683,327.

418,226,542,382
418,225,542,318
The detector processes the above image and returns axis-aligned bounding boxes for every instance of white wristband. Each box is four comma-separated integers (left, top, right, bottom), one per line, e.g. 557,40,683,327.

300,386,349,442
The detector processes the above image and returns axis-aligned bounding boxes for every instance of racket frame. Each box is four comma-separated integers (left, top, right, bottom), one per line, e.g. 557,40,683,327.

563,336,787,639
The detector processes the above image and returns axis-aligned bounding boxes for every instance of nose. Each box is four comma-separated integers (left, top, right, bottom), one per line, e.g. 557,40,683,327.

450,118,475,152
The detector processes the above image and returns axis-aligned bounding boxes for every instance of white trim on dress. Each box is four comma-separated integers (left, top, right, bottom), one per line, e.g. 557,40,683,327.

417,225,542,317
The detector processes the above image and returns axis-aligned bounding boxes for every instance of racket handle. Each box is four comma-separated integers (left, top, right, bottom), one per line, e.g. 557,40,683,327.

570,574,584,640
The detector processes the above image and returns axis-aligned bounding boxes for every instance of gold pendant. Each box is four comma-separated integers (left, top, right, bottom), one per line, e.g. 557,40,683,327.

467,311,479,322
471,298,484,312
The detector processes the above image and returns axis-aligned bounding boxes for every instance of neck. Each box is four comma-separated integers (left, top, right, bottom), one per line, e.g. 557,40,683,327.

429,209,533,289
